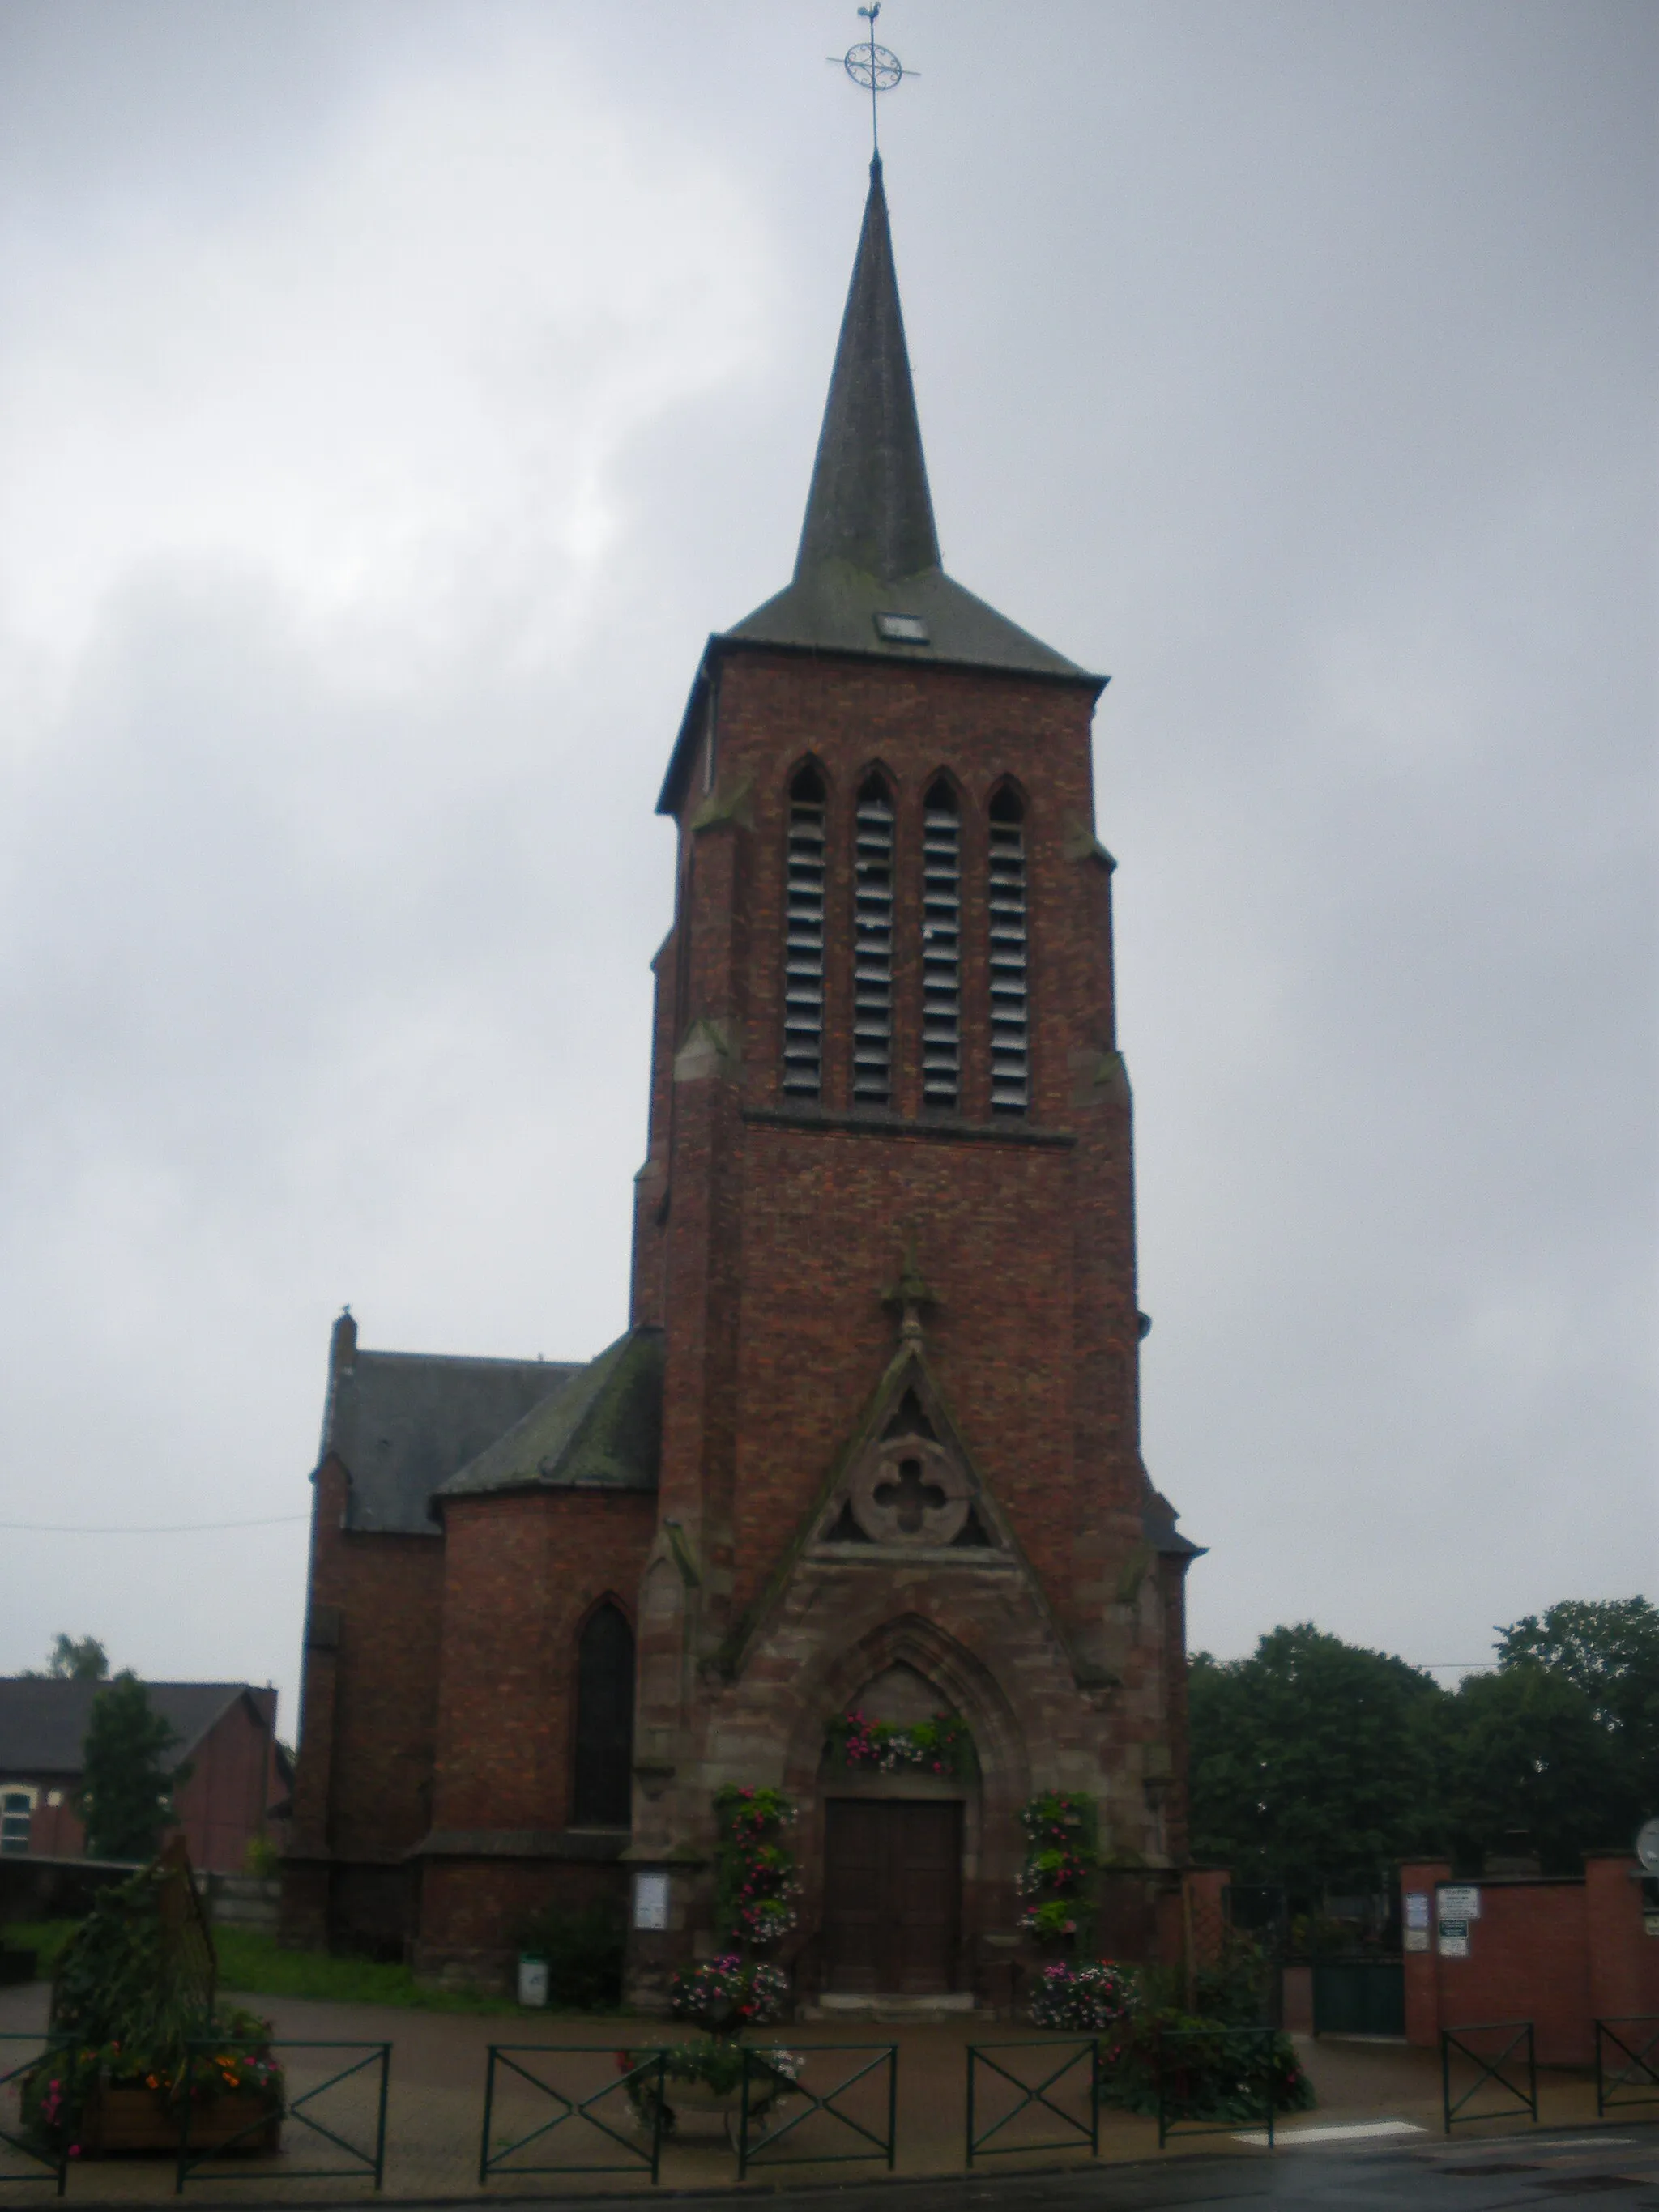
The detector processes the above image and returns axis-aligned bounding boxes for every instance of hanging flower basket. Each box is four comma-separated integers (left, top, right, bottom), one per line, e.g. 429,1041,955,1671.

824,1709,974,1777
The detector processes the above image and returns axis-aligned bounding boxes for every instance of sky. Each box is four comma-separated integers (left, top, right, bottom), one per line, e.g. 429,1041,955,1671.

0,0,1653,1740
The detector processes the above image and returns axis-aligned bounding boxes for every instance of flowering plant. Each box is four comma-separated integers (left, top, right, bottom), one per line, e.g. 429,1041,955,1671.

1017,1899,1080,1940
824,1709,974,1777
618,2040,802,2133
667,1954,790,2035
713,1786,800,1950
1016,1792,1099,1947
19,2011,283,2157
1028,1958,1136,2031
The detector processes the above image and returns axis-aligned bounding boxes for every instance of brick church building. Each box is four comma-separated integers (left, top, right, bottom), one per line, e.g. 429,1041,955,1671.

284,156,1201,1998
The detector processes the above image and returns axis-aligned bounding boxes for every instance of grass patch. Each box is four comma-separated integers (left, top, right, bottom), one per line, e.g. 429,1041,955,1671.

0,1920,79,1976
2,1920,628,2019
213,1929,531,2014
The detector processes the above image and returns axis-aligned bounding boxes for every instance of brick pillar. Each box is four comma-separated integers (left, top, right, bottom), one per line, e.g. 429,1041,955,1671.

1400,1858,1450,2048
1586,1852,1657,2022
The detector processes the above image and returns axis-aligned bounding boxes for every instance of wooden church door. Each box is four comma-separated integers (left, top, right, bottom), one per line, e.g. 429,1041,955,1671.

822,1800,962,1993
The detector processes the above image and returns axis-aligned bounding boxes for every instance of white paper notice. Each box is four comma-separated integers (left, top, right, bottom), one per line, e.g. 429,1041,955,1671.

1439,1886,1480,1919
633,1872,669,1930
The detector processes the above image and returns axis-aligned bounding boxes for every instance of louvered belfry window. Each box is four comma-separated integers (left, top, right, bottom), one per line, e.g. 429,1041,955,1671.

987,788,1030,1114
572,1601,634,1828
852,774,896,1105
783,765,827,1097
921,779,962,1109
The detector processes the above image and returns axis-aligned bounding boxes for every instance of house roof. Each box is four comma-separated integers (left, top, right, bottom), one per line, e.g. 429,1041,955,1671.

321,1343,580,1533
435,1326,663,1506
0,1679,268,1780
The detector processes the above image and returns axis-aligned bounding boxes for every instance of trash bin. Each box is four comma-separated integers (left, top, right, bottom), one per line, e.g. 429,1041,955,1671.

517,1953,550,2008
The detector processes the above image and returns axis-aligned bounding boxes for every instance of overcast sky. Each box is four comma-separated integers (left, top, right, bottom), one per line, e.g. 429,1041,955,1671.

1,1,1653,1737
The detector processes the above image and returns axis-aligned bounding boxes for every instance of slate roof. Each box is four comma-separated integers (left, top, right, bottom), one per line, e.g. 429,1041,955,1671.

659,156,1100,816
0,1679,266,1779
1143,1484,1205,1559
321,1345,579,1534
436,1327,663,1506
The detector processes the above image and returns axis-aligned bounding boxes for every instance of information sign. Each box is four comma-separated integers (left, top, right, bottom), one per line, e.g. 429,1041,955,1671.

1404,1893,1431,1929
1438,1919,1469,1958
1439,1885,1481,1919
633,1870,670,1930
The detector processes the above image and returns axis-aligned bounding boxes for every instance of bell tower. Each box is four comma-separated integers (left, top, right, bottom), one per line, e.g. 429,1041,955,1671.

625,156,1197,1996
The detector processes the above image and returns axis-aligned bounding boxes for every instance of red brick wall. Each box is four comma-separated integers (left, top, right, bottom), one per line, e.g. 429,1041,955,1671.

284,1454,447,1948
1400,1857,1656,2066
429,1491,655,1836
171,1691,276,1873
1587,1854,1659,2021
649,646,1154,1656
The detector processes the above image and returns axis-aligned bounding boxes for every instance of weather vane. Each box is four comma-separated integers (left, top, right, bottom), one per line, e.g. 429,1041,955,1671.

830,3,916,158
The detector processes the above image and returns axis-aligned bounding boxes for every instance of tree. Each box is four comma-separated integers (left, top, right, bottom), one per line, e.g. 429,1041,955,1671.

1439,1660,1636,1873
1494,1598,1659,1819
74,1673,187,1862
1187,1625,1447,1891
47,1634,109,1681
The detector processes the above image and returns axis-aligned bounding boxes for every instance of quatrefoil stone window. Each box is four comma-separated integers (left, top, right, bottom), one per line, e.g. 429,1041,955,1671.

849,1438,970,1545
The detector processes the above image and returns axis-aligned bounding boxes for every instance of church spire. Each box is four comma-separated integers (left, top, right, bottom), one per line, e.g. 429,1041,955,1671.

795,155,940,586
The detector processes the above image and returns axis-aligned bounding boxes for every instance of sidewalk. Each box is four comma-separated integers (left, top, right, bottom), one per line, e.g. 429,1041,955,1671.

0,1978,1630,2202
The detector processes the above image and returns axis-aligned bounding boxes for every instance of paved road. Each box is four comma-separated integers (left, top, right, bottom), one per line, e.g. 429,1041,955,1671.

471,2127,1659,2212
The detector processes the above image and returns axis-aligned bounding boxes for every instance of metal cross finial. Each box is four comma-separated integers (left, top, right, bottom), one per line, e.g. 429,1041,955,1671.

829,2,915,158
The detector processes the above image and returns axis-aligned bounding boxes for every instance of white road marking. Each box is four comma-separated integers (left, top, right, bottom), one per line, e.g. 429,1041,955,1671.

1233,2120,1428,2146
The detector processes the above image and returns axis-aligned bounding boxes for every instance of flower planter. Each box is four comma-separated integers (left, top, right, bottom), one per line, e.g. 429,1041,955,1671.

659,2075,791,2149
77,2085,282,2158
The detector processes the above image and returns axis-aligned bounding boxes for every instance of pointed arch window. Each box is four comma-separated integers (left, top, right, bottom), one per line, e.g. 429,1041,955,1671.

852,774,895,1105
920,780,961,1110
987,789,1029,1115
783,765,827,1097
572,1601,634,1828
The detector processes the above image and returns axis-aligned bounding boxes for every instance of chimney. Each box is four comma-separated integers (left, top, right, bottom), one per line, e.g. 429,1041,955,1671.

330,1306,357,1375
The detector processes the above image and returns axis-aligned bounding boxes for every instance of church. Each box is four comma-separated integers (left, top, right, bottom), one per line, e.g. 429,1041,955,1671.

283,152,1201,2001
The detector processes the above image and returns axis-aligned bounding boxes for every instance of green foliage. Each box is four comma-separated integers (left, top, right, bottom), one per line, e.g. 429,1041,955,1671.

49,1862,209,2072
713,1785,800,1947
1188,1626,1448,1886
517,1900,625,2011
27,1861,280,2149
74,1673,186,1862
1098,2010,1314,2121
1190,1609,1653,1883
1441,1660,1637,1873
1496,1598,1659,1818
47,1635,109,1682
825,1709,975,1775
242,1833,281,1877
211,1929,529,2013
1017,1792,1099,1944
0,1921,79,1978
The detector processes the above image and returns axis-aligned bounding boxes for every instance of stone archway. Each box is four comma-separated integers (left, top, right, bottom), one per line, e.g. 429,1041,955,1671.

782,1614,1031,1995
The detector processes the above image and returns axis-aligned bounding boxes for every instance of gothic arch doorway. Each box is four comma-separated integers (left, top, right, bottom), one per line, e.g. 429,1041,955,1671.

819,1661,970,1995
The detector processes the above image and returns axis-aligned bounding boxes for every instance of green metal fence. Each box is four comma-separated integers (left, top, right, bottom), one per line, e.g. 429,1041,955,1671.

1595,2017,1659,2117
1154,2023,1277,2150
479,2045,665,2187
966,2039,1098,2166
1439,2021,1536,2134
0,2038,67,2196
175,2039,390,2192
736,2042,896,2180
